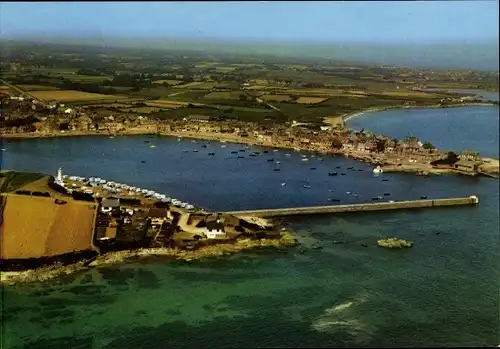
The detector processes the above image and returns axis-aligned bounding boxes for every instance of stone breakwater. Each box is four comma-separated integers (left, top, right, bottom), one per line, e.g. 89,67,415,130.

0,231,298,285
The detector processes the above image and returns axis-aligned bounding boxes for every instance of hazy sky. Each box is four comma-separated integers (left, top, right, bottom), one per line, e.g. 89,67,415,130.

1,1,498,44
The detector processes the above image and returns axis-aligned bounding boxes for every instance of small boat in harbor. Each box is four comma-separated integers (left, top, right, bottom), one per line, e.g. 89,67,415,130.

336,166,341,169
1,149,6,151
193,149,198,152
382,178,389,182
149,145,156,148
237,156,245,159
208,152,215,156
177,138,182,141
358,169,364,171
377,196,383,200
384,192,391,196
276,161,281,164
328,172,338,176
221,145,227,148
372,197,379,200
202,144,208,148
340,173,346,176
346,191,351,195
231,151,238,154
301,158,309,162
420,196,428,199
281,182,286,186
245,146,250,149
192,140,198,144
263,150,269,154
239,149,246,152
329,198,341,202
373,165,383,174
273,168,281,171
141,160,147,163
267,158,274,162
303,185,311,189
285,153,291,157
347,166,354,170
310,167,316,170
182,149,189,152
352,193,359,197
273,149,279,152
249,153,257,157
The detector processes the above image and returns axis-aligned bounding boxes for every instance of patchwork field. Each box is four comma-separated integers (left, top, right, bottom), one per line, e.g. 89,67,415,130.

295,97,329,104
29,90,125,102
260,94,292,102
203,91,242,100
17,85,61,91
146,99,189,109
0,194,97,259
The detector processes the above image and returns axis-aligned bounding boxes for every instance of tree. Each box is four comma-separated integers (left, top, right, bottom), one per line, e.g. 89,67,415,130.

422,141,435,150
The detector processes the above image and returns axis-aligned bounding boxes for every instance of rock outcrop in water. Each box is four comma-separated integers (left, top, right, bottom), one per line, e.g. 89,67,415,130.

377,238,413,249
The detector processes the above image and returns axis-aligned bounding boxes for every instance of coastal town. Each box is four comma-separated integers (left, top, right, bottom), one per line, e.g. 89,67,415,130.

1,90,498,177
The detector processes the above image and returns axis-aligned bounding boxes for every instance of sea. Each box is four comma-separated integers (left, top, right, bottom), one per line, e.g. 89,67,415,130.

1,104,499,348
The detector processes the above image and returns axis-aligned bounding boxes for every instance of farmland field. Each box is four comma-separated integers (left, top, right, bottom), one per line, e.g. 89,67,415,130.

295,96,329,104
0,194,96,259
203,91,242,100
260,94,292,102
146,99,189,109
173,82,218,90
29,90,125,102
16,84,60,91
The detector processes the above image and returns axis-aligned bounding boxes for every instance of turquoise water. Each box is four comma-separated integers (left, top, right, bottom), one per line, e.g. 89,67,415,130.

1,106,499,348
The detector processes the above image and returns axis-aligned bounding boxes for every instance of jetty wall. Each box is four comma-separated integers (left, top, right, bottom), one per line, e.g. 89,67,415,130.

224,196,478,218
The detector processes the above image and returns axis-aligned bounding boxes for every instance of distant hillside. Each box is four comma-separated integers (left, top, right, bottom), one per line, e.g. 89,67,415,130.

2,36,499,71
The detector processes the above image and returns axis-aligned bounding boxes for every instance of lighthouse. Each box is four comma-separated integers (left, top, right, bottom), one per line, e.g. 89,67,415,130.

57,167,63,182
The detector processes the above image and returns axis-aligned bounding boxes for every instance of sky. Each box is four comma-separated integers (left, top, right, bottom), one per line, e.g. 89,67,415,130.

1,1,499,44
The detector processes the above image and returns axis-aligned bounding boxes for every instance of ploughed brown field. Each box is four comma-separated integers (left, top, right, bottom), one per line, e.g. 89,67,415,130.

0,194,97,259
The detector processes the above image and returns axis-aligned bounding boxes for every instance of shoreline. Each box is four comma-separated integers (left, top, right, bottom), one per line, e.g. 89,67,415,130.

340,102,498,123
2,102,498,176
1,230,299,285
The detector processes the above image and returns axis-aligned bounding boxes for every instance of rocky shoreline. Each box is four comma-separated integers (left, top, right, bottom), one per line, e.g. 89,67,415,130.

0,231,299,285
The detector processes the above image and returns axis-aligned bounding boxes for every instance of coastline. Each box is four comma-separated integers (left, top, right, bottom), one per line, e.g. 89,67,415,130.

2,102,499,176
340,102,498,123
0,230,299,285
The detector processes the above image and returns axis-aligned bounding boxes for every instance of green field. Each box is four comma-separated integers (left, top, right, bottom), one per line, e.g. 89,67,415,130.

0,172,45,193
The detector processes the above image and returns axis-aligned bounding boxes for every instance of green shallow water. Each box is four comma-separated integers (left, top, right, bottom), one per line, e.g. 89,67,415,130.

2,191,499,348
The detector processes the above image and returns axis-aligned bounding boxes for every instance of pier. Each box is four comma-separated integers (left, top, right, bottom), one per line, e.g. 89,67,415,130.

224,196,479,218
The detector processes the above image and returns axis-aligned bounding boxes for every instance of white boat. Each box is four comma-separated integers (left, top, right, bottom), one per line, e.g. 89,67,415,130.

0,149,6,151
186,204,195,210
373,165,383,174
275,161,281,164
301,158,309,162
285,153,291,157
273,149,279,152
281,182,287,186
149,145,156,148
221,145,227,148
346,191,351,195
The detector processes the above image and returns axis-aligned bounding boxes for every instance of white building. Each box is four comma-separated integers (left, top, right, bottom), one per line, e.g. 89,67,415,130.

57,167,63,182
205,219,226,239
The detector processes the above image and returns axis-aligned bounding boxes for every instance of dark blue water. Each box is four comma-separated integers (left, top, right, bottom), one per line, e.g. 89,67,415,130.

1,106,499,348
348,106,499,158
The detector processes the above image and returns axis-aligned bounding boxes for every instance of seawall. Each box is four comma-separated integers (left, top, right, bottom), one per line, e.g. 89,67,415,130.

224,196,479,218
